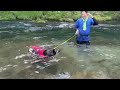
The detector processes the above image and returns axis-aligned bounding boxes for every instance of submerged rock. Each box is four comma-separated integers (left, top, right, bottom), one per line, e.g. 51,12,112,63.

53,72,71,79
35,71,39,74
24,61,28,64
91,71,110,79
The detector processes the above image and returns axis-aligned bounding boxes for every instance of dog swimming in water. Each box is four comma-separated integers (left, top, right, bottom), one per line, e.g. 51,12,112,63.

28,45,59,63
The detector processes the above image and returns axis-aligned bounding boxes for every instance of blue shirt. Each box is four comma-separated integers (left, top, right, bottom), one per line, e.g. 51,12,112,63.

75,17,94,41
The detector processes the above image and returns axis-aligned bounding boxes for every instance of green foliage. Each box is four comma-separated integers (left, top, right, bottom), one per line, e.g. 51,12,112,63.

0,11,119,23
0,11,16,20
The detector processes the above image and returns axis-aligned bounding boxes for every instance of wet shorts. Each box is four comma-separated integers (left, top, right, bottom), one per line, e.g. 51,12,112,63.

76,40,90,45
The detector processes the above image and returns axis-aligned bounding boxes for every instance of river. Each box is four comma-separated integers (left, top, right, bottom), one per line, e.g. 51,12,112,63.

0,21,120,79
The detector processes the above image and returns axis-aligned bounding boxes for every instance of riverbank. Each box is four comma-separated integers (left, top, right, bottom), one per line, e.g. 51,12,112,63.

0,11,120,24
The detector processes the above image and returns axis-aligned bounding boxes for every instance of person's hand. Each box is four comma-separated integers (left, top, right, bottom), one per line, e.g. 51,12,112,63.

87,13,93,18
75,29,80,36
75,29,79,35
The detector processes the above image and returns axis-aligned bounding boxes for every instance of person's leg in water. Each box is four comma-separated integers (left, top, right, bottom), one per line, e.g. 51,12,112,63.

76,36,82,47
86,41,90,48
76,41,80,47
76,39,81,47
76,40,90,48
76,35,89,48
76,40,85,47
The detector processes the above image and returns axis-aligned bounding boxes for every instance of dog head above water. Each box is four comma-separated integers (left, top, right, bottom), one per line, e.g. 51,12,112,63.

29,45,60,58
44,48,56,57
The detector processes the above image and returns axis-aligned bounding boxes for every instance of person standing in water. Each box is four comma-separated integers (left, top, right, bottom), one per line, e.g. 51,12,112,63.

75,11,98,48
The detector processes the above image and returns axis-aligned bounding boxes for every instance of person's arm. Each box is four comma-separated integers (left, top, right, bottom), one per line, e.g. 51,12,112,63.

92,17,98,25
75,29,79,35
88,13,98,25
75,20,80,35
75,20,79,29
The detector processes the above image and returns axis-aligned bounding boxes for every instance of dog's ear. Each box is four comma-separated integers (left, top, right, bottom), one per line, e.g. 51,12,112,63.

53,49,56,55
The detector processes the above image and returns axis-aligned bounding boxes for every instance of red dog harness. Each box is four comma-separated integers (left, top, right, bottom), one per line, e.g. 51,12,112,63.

31,46,48,58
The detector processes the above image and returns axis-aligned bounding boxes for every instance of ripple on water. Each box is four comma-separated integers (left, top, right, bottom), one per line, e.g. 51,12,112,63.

15,54,26,59
0,67,7,72
33,37,43,40
5,64,12,67
48,58,61,63
13,65,18,67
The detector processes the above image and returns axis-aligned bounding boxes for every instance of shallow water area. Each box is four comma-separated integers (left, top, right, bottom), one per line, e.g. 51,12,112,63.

0,21,120,79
